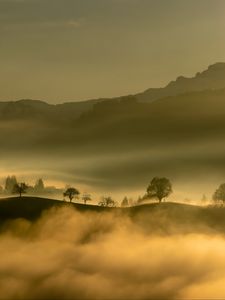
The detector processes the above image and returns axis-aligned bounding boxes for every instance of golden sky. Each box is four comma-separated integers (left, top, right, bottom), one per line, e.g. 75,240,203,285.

0,0,225,103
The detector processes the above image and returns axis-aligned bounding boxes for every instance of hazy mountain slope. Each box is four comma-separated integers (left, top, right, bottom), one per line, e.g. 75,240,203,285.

1,63,225,122
136,62,225,102
74,89,225,146
48,89,225,190
1,89,225,152
0,99,99,122
1,64,225,195
1,88,225,193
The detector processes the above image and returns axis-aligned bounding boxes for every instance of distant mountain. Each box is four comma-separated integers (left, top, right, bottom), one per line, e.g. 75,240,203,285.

2,88,225,156
136,62,225,102
0,98,101,122
0,63,225,121
74,88,225,148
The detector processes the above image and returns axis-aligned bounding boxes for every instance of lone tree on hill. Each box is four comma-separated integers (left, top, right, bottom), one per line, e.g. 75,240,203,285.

63,187,80,203
213,183,225,204
82,193,92,204
146,177,172,203
13,183,28,198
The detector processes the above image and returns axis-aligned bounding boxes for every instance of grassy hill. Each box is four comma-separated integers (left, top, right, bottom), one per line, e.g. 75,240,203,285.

1,197,225,235
0,197,110,222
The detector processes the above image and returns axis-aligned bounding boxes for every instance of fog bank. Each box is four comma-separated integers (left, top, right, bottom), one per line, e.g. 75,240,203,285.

0,207,225,299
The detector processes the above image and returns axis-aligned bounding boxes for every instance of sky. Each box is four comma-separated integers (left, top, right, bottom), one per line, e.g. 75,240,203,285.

0,0,225,103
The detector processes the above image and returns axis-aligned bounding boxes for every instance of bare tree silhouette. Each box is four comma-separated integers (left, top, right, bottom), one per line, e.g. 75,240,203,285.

82,193,92,204
98,196,117,207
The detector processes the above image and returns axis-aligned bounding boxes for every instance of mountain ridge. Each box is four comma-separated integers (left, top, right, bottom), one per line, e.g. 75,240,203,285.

0,62,225,112
136,62,225,102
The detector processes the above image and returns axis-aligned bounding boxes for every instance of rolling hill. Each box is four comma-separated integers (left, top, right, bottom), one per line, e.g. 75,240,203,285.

1,197,225,235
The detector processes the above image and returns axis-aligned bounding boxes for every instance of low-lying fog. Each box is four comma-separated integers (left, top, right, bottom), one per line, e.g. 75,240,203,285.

1,206,225,299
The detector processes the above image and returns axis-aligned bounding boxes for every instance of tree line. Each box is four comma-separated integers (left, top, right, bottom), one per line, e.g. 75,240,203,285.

2,176,45,195
58,177,173,206
0,176,63,196
2,175,225,206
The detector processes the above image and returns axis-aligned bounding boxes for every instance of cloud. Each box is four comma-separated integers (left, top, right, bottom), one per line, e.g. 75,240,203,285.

0,206,225,299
